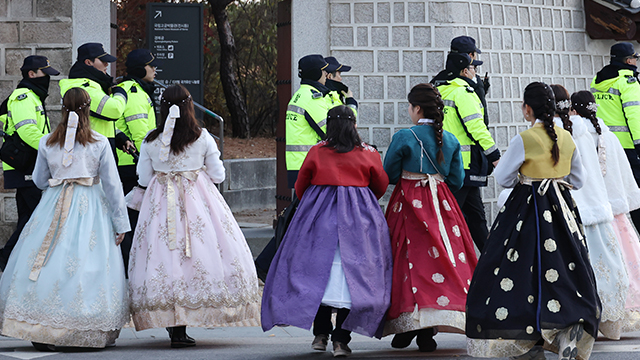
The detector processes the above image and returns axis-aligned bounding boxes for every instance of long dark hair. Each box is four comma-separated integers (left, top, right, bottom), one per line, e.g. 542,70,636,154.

47,87,97,147
571,90,602,135
408,83,445,163
145,84,202,154
323,105,362,153
550,84,573,135
524,82,559,165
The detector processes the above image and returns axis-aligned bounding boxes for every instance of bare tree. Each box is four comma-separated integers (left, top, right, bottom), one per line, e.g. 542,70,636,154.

208,0,251,138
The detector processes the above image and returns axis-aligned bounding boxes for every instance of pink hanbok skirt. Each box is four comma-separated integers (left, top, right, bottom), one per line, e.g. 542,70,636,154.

128,170,260,330
611,213,640,334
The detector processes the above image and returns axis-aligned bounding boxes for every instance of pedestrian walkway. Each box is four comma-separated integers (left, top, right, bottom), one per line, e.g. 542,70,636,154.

238,221,274,259
0,328,639,359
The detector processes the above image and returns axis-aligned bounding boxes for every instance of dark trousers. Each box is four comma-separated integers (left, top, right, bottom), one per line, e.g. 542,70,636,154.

624,149,640,230
0,186,42,264
453,185,488,251
313,305,351,344
119,171,139,276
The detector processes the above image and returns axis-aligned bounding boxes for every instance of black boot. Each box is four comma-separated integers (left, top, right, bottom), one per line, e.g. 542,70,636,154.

391,330,419,349
170,326,196,348
416,328,437,352
32,342,55,352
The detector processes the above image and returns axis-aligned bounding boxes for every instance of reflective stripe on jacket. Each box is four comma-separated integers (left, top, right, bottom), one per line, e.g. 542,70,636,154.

285,84,335,171
437,78,497,169
590,69,640,149
59,78,126,139
116,80,156,166
2,88,49,171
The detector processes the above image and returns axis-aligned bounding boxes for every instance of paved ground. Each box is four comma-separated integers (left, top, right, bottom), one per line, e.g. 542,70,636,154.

0,327,639,359
1,216,639,359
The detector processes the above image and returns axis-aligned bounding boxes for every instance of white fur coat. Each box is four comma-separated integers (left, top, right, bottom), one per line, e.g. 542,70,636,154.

565,115,614,225
582,116,640,216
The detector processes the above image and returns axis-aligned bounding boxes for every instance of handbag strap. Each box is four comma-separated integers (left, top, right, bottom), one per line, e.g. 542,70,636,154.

409,128,443,177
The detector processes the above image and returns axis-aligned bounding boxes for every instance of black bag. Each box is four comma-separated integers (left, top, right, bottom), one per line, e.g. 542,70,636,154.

254,194,300,282
0,131,38,174
274,195,300,248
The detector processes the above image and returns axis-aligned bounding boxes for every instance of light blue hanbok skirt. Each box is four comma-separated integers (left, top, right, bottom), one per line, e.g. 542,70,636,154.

0,183,129,347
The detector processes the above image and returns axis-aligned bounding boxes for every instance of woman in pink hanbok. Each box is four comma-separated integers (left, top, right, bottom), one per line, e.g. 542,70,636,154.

128,85,260,347
571,90,640,336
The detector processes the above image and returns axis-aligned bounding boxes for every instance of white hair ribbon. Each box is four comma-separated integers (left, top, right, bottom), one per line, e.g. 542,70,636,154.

159,104,180,162
62,111,79,167
417,118,435,124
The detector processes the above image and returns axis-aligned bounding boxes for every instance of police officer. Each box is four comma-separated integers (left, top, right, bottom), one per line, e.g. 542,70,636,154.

433,36,491,126
436,53,500,251
591,42,640,228
324,56,358,116
115,49,159,272
0,56,60,269
255,55,336,282
285,54,335,187
60,43,128,156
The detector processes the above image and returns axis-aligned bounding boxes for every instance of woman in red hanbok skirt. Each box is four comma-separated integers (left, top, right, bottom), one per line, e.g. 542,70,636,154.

383,83,478,352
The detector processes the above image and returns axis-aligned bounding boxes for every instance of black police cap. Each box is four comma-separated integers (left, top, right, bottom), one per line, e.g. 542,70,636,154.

451,36,482,54
446,52,472,73
126,49,160,69
20,55,60,76
298,55,328,73
324,56,351,73
77,42,116,63
611,42,640,61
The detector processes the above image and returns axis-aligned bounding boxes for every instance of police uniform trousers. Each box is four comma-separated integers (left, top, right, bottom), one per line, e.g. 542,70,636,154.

624,149,640,230
0,184,42,269
453,185,488,251
118,164,138,276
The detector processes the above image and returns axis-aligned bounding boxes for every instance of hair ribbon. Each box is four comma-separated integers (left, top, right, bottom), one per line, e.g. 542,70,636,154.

417,118,435,124
62,112,79,167
159,104,179,162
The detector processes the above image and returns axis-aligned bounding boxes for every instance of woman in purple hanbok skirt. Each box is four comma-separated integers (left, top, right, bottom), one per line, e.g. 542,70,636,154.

261,105,393,357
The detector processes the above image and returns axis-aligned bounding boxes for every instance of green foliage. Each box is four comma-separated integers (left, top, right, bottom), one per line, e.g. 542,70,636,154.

114,0,278,137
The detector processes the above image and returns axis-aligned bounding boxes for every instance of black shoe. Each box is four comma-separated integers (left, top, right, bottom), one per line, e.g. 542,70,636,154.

416,328,437,352
32,342,55,352
332,341,352,357
0,253,8,272
170,326,196,348
390,330,419,349
312,334,329,351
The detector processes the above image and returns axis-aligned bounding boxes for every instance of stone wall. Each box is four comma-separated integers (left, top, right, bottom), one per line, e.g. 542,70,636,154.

0,0,110,244
292,0,616,222
222,158,276,212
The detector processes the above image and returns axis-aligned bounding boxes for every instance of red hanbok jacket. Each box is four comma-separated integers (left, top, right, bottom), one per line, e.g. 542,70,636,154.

295,141,389,199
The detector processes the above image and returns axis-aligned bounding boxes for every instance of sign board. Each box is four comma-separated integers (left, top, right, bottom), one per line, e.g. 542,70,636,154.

146,3,204,105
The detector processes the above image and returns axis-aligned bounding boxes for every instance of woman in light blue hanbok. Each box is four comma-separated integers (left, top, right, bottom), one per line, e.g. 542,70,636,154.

0,88,131,349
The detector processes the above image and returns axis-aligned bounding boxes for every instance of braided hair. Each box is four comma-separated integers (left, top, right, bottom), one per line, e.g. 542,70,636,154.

571,91,602,135
524,82,559,165
407,83,446,163
550,84,573,135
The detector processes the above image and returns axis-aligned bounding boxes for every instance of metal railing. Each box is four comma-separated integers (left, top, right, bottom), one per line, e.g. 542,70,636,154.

153,80,224,159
